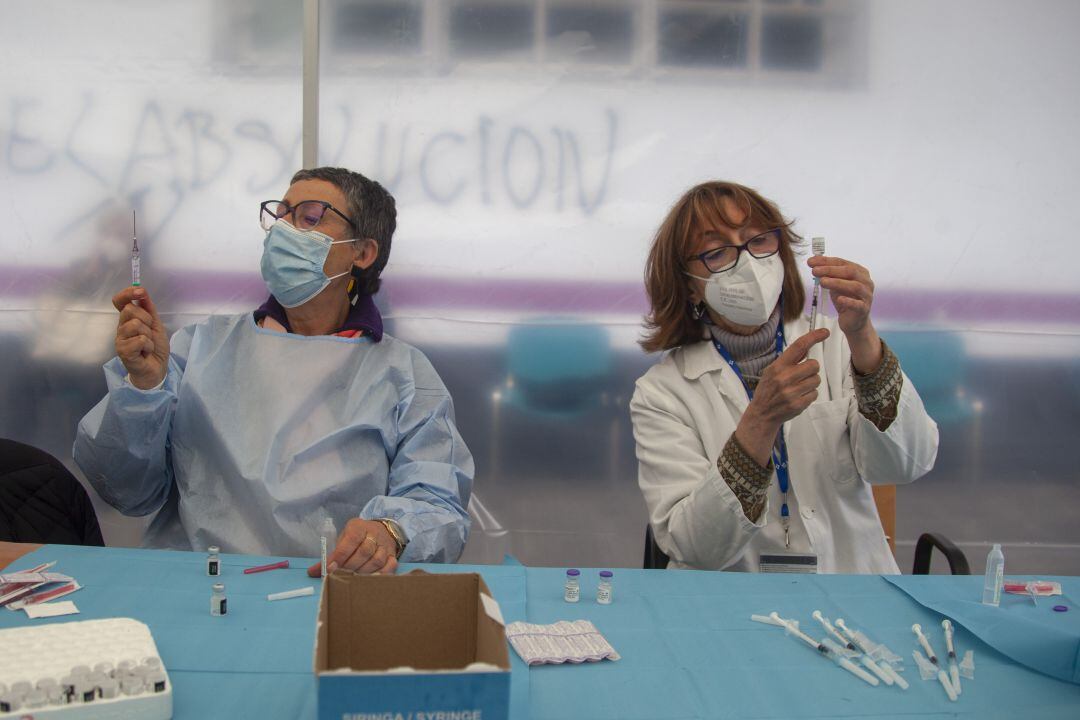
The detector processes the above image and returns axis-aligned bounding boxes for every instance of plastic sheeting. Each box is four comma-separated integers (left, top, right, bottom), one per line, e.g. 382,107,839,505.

1,0,1078,572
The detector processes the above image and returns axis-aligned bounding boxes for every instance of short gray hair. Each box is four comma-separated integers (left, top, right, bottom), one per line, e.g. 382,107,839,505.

290,166,396,296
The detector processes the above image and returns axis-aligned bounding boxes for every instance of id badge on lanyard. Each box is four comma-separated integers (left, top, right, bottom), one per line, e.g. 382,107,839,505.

711,320,795,549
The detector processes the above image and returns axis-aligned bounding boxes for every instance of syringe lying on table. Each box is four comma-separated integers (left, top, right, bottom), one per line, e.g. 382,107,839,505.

912,623,957,701
833,617,908,689
752,612,879,686
813,611,896,687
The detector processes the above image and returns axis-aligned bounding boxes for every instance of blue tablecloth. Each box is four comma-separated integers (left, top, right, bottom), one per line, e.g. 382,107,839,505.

887,574,1080,684
2,545,1079,719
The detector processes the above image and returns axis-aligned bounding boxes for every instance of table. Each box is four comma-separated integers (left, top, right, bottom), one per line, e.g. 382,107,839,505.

0,541,39,571
2,544,1078,719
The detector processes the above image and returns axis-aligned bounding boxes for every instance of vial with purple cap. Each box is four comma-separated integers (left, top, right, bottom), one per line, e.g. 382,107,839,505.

564,569,580,603
597,570,614,604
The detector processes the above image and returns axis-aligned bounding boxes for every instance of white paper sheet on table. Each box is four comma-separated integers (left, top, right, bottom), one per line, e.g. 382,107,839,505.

24,600,81,618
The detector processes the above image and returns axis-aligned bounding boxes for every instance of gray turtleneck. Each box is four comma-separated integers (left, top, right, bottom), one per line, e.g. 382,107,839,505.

706,305,782,388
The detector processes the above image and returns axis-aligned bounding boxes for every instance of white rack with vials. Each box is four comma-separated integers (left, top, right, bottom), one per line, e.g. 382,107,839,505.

0,617,172,719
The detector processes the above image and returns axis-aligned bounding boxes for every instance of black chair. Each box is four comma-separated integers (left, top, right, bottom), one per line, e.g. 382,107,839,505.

644,524,669,569
912,532,970,575
644,525,970,574
0,439,104,545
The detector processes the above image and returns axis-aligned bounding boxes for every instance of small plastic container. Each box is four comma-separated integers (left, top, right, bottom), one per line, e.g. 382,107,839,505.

74,678,96,703
99,677,120,700
320,517,338,577
597,570,614,605
58,675,77,701
46,685,65,706
35,677,58,693
148,670,168,693
210,583,227,616
121,676,144,696
982,543,1004,606
207,545,221,576
24,688,48,709
564,569,581,603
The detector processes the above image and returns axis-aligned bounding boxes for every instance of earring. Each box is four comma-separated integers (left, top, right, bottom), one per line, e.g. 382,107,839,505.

690,301,706,320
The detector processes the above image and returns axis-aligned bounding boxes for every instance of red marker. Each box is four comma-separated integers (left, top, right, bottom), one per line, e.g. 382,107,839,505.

243,560,290,574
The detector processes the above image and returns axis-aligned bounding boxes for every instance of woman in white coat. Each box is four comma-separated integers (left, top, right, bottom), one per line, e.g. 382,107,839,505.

631,182,938,573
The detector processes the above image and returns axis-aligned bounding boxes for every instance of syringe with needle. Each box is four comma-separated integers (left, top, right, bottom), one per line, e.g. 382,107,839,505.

809,236,826,330
131,211,141,306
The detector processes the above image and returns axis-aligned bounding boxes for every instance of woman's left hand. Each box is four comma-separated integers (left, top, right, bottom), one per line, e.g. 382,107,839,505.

808,255,875,336
808,255,882,373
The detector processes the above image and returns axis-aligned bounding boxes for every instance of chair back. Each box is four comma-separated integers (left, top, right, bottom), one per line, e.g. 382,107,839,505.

0,439,104,545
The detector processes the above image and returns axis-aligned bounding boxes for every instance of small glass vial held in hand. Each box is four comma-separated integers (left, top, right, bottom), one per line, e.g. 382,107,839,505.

210,583,227,616
597,570,614,605
564,569,581,603
207,546,221,576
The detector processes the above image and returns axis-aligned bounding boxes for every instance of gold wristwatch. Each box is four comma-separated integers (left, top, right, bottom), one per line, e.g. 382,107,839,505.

375,518,408,559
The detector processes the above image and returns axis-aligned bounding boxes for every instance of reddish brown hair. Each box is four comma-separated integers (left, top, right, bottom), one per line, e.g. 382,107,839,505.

640,181,806,353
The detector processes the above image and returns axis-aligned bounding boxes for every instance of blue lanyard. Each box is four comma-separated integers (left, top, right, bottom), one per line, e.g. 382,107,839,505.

711,320,793,546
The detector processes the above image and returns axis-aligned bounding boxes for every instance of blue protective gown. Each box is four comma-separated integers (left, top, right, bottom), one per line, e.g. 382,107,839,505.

74,313,473,562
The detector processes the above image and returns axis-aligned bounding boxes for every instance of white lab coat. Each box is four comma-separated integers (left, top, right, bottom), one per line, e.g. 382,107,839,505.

631,314,938,574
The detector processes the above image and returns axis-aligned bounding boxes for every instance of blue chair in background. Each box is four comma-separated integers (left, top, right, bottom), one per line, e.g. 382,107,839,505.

488,321,621,484
502,322,614,416
884,328,979,427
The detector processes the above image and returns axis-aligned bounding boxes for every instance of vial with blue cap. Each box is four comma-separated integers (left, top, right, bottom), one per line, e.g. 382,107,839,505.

564,569,580,603
597,570,614,604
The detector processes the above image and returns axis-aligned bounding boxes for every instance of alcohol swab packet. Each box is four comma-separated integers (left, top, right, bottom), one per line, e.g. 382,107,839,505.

505,620,619,666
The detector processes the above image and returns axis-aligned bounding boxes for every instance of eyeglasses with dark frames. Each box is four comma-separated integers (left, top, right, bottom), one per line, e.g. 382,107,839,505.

686,228,783,274
260,200,358,234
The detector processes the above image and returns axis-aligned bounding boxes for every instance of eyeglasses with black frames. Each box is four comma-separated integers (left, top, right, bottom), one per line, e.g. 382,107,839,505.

686,228,783,274
259,200,357,234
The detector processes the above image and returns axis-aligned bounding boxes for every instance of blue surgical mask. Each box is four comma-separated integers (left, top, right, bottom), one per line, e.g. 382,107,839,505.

260,220,354,308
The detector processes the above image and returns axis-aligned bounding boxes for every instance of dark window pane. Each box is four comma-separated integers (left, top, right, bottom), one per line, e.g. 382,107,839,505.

659,10,748,68
450,3,534,58
330,0,423,54
761,14,823,71
546,5,633,63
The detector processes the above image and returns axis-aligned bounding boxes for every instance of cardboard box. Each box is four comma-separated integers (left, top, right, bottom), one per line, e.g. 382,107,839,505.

314,570,511,720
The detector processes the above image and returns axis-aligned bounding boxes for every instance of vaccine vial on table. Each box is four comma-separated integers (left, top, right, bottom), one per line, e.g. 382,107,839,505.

207,545,221,576
25,687,48,709
982,543,1004,606
148,670,168,693
564,569,581,603
121,676,144,696
75,678,96,703
597,570,614,604
211,583,227,616
0,694,20,713
99,676,120,699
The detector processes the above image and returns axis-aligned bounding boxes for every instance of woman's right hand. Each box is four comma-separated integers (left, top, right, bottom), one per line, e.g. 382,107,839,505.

112,287,170,390
734,328,830,466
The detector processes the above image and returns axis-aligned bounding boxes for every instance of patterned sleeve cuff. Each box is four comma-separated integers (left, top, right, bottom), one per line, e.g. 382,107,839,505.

718,433,773,522
852,340,903,431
